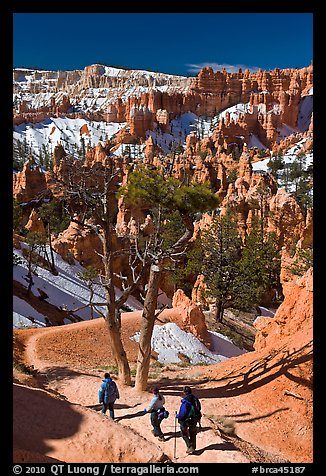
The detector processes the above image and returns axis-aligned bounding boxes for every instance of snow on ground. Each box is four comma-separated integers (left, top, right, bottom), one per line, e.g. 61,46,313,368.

13,66,192,115
251,157,270,173
297,95,313,132
277,124,297,142
13,246,144,326
248,134,267,150
209,330,247,358
146,95,312,155
257,306,276,317
13,306,47,329
219,102,251,121
251,136,313,174
112,143,145,159
13,244,245,363
15,105,257,160
146,112,200,153
145,110,224,153
13,116,127,163
13,90,313,163
131,322,241,365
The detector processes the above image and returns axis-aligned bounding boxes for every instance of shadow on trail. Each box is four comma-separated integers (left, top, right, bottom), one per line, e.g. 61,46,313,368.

194,341,313,399
115,410,146,421
40,366,99,382
13,384,82,457
32,366,102,399
194,441,239,454
86,402,142,411
224,407,289,423
115,402,142,410
163,426,211,442
154,378,209,397
162,430,182,442
221,412,251,418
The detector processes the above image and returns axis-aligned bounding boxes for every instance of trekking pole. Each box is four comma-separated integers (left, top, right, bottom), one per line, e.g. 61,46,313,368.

198,419,202,432
174,411,177,460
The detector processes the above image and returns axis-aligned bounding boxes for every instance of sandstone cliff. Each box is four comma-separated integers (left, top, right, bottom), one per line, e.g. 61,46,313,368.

203,267,313,462
13,63,313,153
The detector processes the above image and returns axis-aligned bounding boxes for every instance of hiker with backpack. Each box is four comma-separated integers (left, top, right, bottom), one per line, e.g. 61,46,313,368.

176,386,202,455
144,385,167,442
98,372,120,420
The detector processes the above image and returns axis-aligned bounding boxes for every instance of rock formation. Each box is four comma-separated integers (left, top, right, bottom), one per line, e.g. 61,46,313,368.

202,265,313,462
24,208,46,236
254,267,312,350
13,161,48,203
172,289,211,348
13,63,313,154
51,220,103,268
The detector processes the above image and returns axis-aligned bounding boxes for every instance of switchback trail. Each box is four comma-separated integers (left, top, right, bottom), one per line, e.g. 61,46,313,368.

21,325,250,463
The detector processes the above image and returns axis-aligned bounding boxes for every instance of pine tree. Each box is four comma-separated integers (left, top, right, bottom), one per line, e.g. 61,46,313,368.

234,218,281,309
199,209,242,322
288,247,313,276
267,155,285,177
184,209,281,317
13,199,25,235
25,231,45,296
38,199,70,275
121,165,219,390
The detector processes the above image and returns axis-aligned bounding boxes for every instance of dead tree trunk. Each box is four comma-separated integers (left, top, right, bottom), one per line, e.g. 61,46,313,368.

215,298,224,323
134,264,161,391
104,310,132,386
102,226,132,386
47,223,58,275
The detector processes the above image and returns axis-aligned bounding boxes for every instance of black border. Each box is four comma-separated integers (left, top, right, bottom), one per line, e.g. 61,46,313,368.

6,2,321,473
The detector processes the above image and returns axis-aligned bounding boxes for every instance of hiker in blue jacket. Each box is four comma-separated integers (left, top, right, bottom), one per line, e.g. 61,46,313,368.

98,373,120,419
176,386,201,454
144,385,166,441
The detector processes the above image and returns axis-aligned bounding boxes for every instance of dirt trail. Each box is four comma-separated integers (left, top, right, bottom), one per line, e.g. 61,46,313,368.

20,326,250,463
16,311,310,464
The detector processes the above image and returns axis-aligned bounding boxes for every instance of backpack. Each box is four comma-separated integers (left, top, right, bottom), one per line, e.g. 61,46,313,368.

185,397,202,424
157,407,169,421
104,381,117,402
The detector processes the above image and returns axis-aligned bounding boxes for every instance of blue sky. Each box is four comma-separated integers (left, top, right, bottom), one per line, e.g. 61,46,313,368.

13,13,313,76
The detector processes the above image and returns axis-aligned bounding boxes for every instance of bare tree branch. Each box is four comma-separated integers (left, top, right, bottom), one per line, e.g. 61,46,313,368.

154,304,169,319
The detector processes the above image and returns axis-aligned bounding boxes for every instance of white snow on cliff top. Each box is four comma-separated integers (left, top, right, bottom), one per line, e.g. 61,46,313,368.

14,64,189,80
13,85,313,163
102,65,189,81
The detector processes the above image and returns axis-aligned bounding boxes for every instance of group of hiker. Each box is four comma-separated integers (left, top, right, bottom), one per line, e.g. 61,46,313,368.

98,373,202,455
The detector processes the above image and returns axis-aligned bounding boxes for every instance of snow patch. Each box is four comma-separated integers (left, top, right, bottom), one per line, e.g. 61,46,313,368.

248,134,266,150
13,246,143,327
251,136,313,180
13,297,48,327
13,117,127,164
297,95,313,132
130,322,244,365
13,243,244,363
